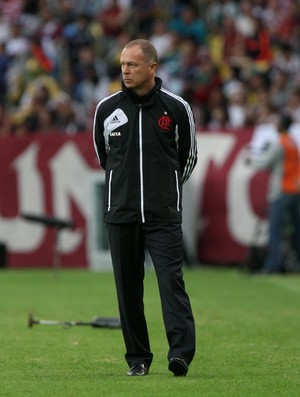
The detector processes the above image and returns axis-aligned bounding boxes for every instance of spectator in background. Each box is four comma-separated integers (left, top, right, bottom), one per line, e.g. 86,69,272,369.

257,0,282,37
11,57,60,126
0,14,10,44
244,16,272,71
76,63,109,106
98,0,130,40
28,36,54,75
5,19,29,59
37,4,64,79
32,106,57,134
271,41,300,85
168,4,207,45
104,29,133,80
0,42,10,103
75,62,111,130
246,71,269,105
205,0,239,29
51,92,87,134
248,101,278,155
63,13,94,74
221,15,249,79
178,38,203,102
274,0,300,44
269,69,293,111
0,0,23,24
202,85,229,130
283,88,300,123
0,101,12,136
206,105,229,131
234,0,256,39
246,113,300,274
13,85,53,134
156,30,184,96
149,19,173,59
1,0,300,136
130,0,160,36
50,0,107,18
222,14,245,60
189,47,222,109
73,44,108,102
225,81,249,128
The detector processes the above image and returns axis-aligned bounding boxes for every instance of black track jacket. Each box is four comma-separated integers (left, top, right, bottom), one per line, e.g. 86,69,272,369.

93,77,197,224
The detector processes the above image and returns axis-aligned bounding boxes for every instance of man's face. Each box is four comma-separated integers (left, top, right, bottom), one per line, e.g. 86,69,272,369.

120,45,156,95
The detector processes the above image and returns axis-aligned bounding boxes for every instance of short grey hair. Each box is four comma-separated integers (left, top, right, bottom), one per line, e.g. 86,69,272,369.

124,39,159,64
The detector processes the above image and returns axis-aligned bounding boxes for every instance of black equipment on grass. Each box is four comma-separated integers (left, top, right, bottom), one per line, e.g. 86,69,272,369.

28,312,121,329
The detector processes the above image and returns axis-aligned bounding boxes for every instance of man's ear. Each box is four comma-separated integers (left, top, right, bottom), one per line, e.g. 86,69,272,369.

150,62,157,76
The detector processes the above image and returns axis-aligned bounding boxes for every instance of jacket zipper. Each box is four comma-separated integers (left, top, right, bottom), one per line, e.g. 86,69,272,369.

139,107,145,222
108,170,113,211
175,170,180,211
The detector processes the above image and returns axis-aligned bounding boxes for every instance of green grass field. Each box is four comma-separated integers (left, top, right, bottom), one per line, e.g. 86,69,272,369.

0,266,299,397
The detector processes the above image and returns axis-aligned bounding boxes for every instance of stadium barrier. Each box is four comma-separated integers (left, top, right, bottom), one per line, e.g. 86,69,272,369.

0,130,268,269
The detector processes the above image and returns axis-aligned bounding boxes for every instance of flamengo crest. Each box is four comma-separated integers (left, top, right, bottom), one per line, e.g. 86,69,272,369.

158,114,172,131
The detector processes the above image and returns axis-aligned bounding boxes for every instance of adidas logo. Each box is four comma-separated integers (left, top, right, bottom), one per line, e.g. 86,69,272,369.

111,115,120,124
105,109,128,131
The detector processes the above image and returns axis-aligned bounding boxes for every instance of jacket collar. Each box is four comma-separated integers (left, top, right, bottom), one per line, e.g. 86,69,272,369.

122,77,162,104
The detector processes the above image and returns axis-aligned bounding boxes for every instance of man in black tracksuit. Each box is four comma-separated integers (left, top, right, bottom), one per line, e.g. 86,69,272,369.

93,39,197,377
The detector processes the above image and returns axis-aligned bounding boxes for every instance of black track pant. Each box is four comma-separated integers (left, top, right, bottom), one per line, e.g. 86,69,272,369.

106,222,196,369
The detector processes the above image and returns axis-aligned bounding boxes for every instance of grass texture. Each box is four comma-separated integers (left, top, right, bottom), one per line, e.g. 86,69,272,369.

0,266,299,397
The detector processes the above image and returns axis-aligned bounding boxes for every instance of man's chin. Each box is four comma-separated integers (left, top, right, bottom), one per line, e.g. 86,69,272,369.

124,82,133,88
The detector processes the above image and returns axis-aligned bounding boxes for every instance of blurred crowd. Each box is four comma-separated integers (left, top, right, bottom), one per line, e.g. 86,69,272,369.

1,0,300,136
